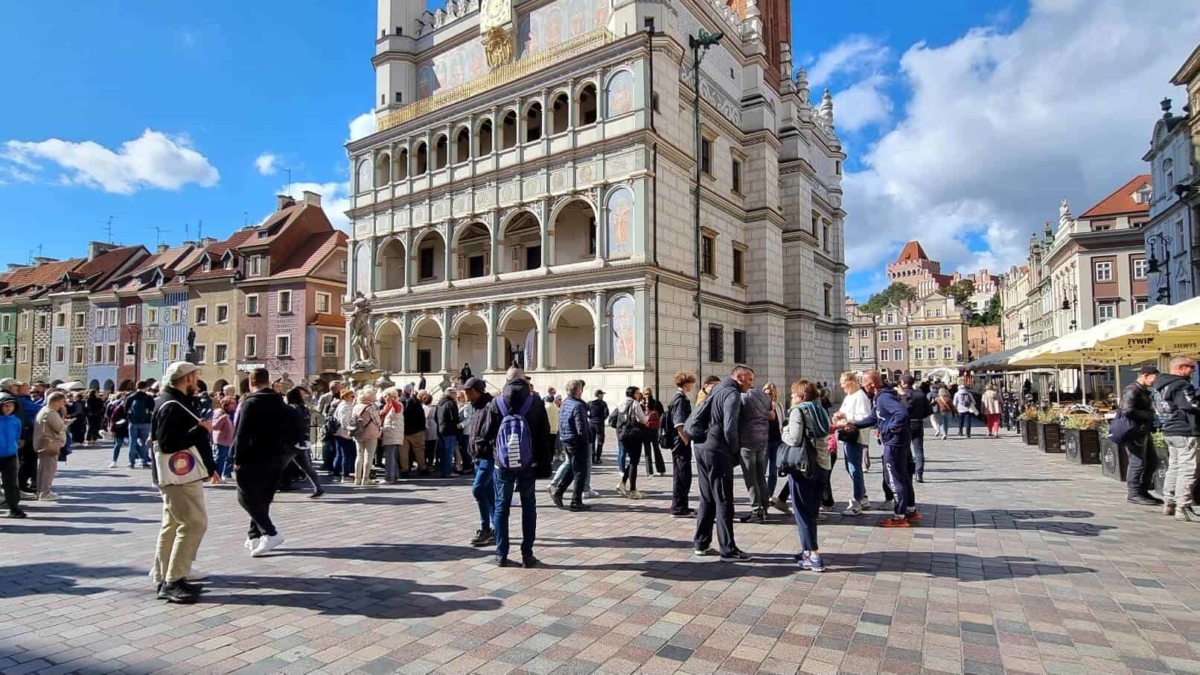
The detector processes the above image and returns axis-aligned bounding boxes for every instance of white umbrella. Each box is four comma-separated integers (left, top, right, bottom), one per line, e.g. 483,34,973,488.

63,381,86,391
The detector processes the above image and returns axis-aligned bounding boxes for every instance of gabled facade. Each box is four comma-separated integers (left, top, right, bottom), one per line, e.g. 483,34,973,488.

179,232,251,390
908,293,968,378
1144,95,1197,306
874,302,908,379
844,296,877,373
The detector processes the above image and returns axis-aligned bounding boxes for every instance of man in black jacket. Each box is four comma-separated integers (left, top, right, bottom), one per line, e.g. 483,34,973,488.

1123,365,1161,505
1154,357,1200,520
552,379,593,511
587,391,609,464
900,376,932,483
401,387,428,475
434,388,462,477
692,365,753,562
667,372,696,518
464,378,495,547
151,361,217,604
232,367,300,557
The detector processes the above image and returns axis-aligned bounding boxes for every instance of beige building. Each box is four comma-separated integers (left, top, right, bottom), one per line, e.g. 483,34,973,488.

845,297,876,372
907,293,967,380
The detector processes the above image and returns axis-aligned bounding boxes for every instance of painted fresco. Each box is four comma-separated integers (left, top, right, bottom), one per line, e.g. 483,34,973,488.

610,296,635,366
518,0,610,58
606,187,633,257
605,70,633,117
416,40,488,100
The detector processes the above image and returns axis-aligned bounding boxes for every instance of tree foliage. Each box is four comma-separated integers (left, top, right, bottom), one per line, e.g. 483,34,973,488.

970,293,1002,327
860,282,918,315
944,279,976,309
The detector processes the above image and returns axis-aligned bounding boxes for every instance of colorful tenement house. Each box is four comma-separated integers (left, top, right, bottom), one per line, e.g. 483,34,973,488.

179,231,255,391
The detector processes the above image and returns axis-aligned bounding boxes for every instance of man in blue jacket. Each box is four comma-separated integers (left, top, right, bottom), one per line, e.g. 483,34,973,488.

835,370,915,527
552,379,593,511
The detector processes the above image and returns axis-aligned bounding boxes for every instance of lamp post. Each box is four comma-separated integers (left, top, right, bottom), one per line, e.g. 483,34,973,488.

1147,232,1174,305
689,28,722,379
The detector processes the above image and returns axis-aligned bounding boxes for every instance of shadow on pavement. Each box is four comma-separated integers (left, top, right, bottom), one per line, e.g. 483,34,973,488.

284,542,488,563
0,562,143,598
202,575,502,619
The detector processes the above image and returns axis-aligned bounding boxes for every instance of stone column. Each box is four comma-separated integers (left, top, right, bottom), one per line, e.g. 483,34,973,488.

486,302,498,372
441,307,453,375
566,78,576,135
443,220,455,282
488,211,499,277
593,290,607,369
536,296,550,371
515,96,525,162
596,186,609,260
490,107,499,155
596,68,606,127
404,229,414,290
367,235,378,295
400,311,412,373
539,198,551,268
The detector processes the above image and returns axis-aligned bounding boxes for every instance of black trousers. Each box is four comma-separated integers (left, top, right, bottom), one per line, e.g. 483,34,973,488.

644,438,666,475
693,448,737,555
1,455,21,512
590,423,605,461
554,442,589,506
288,446,323,493
237,461,284,539
1125,433,1157,498
620,438,642,491
671,442,693,514
18,445,36,492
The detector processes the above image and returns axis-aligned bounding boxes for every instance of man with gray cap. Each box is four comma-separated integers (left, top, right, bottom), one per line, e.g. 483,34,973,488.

151,361,217,604
587,390,609,465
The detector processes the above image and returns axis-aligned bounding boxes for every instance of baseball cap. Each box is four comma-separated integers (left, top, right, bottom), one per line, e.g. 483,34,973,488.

164,361,199,383
595,389,605,396
1139,365,1160,375
0,378,14,389
463,377,486,392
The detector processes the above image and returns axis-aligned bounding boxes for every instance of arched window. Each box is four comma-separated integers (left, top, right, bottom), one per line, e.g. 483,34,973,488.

395,149,409,180
356,159,372,193
477,120,493,157
500,111,518,149
605,71,634,117
434,135,448,170
525,102,543,142
354,244,372,295
550,92,570,134
578,83,598,125
376,154,391,187
606,187,634,257
454,127,470,164
609,296,635,366
415,143,428,175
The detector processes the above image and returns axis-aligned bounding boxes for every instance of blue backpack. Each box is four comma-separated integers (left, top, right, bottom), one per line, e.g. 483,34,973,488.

495,396,534,469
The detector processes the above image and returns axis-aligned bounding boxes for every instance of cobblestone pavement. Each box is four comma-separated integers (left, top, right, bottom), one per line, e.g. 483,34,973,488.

4,431,1200,675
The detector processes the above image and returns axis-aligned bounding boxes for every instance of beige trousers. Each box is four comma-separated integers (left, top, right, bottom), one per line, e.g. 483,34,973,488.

37,452,58,496
401,432,427,472
354,437,379,485
154,481,208,584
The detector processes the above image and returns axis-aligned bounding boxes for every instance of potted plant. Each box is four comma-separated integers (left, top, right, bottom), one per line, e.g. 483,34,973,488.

1061,415,1102,465
1037,409,1063,453
1099,422,1128,482
1018,407,1039,445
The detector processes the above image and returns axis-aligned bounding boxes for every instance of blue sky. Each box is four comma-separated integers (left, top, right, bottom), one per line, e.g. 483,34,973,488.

2,1,1195,302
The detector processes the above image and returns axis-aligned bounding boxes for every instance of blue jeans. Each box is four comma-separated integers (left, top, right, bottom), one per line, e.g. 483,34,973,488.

111,436,125,463
789,469,824,552
841,441,867,501
333,437,357,478
617,442,626,474
472,459,495,531
128,423,151,466
766,443,779,497
958,413,972,437
938,413,953,436
494,466,536,560
438,435,457,477
215,444,232,478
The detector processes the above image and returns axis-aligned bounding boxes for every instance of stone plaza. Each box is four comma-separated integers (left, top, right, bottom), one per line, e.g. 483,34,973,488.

4,434,1200,674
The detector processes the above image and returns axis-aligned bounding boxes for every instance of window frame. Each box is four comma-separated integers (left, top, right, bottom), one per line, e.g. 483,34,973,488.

278,290,293,314
245,294,260,316
730,156,743,195
18,344,27,363
168,342,180,361
107,308,118,326
194,305,208,325
275,334,292,358
194,344,207,365
943,346,953,360
94,309,104,327
245,335,258,358
733,330,746,364
893,348,903,362
707,323,724,363
1132,258,1148,281
147,307,159,324
216,304,229,324
699,135,714,177
322,334,338,356
315,292,332,314
144,342,159,363
214,343,229,364
1097,303,1116,323
731,244,747,286
700,230,717,277
54,345,65,363
72,346,84,365
126,306,136,324
93,344,103,364
36,346,47,365
1094,260,1114,282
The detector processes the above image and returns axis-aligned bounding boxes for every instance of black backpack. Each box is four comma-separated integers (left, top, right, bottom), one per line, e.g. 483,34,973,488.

684,393,715,446
616,404,645,445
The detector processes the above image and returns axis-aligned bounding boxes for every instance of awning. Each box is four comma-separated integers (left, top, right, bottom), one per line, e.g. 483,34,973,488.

965,339,1053,372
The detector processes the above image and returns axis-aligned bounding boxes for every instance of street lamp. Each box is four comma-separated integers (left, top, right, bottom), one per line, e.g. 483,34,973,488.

689,28,723,379
1146,231,1173,304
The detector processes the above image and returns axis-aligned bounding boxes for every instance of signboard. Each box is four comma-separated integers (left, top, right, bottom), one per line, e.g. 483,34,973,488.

236,363,265,372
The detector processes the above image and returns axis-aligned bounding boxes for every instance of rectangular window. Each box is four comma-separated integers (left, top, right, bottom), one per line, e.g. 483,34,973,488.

732,247,745,285
700,137,712,175
708,324,724,363
147,307,159,324
880,331,889,343
811,212,820,236
1094,261,1113,282
94,309,104,326
912,329,922,340
701,234,715,276
215,343,228,363
943,346,953,359
913,348,922,361
170,307,180,324
168,343,180,361
106,344,116,364
419,247,435,279
315,293,331,314
824,284,832,317
927,347,936,360
73,312,85,329
36,347,46,364
194,305,207,325
731,158,742,193
20,313,28,331
893,330,902,342
72,346,84,364
860,346,868,358
849,344,856,359
0,346,10,364
278,290,293,314
194,345,206,364
822,223,831,253
246,295,260,315
1134,300,1148,313
216,304,229,324
894,348,903,361
1133,258,1148,280
108,308,118,326
943,327,952,339
1097,303,1116,323
322,335,338,356
18,345,27,363
126,306,136,324
245,335,258,358
55,312,65,328
37,314,47,331
733,330,746,364
417,349,433,373
145,342,158,362
54,346,65,363
94,345,103,364
250,255,262,276
275,335,291,357
858,329,868,338
880,349,888,362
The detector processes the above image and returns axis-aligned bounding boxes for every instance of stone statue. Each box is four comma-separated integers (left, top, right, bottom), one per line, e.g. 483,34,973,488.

184,328,197,364
347,291,376,369
1059,198,1071,219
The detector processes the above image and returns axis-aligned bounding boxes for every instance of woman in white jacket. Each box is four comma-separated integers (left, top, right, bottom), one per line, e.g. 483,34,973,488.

379,388,406,483
835,372,872,516
332,390,358,482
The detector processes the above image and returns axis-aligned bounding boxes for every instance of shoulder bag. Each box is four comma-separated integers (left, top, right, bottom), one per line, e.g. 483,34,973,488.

777,407,818,478
153,400,209,487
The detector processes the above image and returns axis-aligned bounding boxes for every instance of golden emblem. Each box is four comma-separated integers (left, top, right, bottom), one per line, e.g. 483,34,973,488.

484,26,514,69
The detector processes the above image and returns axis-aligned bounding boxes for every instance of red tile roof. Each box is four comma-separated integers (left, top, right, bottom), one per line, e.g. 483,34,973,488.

1079,174,1152,218
69,246,146,289
1,258,85,298
895,241,929,263
270,230,348,279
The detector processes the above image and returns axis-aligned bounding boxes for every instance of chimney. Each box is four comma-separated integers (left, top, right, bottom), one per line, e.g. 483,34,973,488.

6,263,28,272
200,237,217,247
302,190,322,207
87,241,117,261
182,241,199,248
32,257,59,265
277,194,297,211
157,243,171,254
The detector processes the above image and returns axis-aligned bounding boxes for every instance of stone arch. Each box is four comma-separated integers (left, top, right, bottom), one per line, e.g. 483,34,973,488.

414,141,429,175
604,184,635,257
476,117,493,156
394,148,409,180
549,196,597,266
524,101,543,142
103,379,115,393
376,152,391,187
375,318,404,373
355,158,372,193
500,109,518,149
409,314,444,374
498,209,542,273
118,379,135,391
453,126,471,164
604,69,635,117
375,236,407,291
452,221,492,280
451,312,488,375
497,305,539,370
88,379,100,391
576,81,599,126
354,242,373,295
550,302,596,371
213,379,228,393
411,228,447,285
433,133,449,170
549,90,570,135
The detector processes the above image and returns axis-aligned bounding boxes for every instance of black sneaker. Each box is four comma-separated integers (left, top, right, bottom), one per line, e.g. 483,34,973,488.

310,490,325,499
569,503,592,512
6,509,26,519
1128,494,1158,506
719,549,752,562
471,529,495,547
551,492,564,508
495,556,511,567
521,555,540,569
157,580,199,604
671,510,696,519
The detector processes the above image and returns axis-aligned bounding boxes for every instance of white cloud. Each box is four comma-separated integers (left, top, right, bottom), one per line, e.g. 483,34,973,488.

808,35,891,88
348,111,375,142
831,74,893,132
280,181,351,233
842,0,1200,293
254,152,279,176
1,129,219,194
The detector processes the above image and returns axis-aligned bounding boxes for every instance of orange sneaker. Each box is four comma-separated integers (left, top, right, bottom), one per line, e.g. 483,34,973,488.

905,511,923,522
878,517,910,528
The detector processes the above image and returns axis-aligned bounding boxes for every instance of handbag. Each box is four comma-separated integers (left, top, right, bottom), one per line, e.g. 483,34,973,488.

1108,413,1137,446
153,400,209,486
777,407,818,478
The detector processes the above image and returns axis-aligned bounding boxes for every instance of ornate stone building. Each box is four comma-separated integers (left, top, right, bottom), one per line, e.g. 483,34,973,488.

345,0,848,392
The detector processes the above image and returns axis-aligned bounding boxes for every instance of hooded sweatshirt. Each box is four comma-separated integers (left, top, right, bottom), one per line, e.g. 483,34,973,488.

1151,373,1200,437
231,388,300,466
479,378,550,467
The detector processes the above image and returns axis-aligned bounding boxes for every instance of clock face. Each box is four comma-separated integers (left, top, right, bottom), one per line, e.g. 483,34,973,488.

481,0,510,28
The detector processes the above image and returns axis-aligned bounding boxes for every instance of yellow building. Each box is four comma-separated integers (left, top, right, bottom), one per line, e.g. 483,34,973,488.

907,293,968,381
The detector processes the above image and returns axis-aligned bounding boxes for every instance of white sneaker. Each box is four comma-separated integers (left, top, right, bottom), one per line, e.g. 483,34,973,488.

858,497,871,510
108,461,117,468
251,532,285,558
841,501,862,516
882,500,895,512
185,568,209,581
585,490,600,499
244,537,259,551
38,492,59,501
